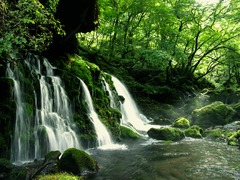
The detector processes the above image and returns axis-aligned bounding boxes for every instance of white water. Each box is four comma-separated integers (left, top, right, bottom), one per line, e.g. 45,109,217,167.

6,65,32,163
80,79,127,150
111,76,156,132
30,58,81,159
8,57,81,164
102,77,117,108
80,80,113,146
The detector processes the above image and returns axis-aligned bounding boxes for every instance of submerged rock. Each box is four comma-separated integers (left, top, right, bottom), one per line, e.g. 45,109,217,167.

192,101,235,128
147,127,185,141
59,148,98,176
172,117,190,129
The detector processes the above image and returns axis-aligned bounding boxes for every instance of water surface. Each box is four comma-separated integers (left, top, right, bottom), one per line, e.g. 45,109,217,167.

88,138,240,180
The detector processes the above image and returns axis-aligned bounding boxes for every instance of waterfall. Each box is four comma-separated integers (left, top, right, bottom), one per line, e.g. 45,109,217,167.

102,77,117,108
80,79,127,150
7,56,81,164
6,64,33,163
80,79,114,146
111,76,151,132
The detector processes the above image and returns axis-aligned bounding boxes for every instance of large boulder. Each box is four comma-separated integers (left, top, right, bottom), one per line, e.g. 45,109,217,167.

172,117,190,129
59,148,98,176
147,127,185,141
192,101,235,128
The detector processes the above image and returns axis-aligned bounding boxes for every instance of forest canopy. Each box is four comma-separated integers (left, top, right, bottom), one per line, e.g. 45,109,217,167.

78,0,240,90
0,0,240,92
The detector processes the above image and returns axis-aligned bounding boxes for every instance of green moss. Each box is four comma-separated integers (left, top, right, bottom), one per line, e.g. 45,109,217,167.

36,172,82,180
59,148,98,175
204,129,224,140
192,101,235,128
227,130,240,146
147,127,185,141
120,126,140,139
44,151,61,162
184,126,203,138
23,102,34,116
172,117,190,129
67,55,100,88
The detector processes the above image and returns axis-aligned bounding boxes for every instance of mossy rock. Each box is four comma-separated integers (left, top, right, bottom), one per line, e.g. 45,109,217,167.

184,126,203,138
59,148,98,175
44,150,61,162
172,117,190,129
147,127,185,141
192,101,236,128
203,129,224,140
227,130,240,146
120,126,140,139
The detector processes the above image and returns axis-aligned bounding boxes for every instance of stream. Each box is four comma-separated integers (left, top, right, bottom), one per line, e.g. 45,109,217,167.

88,138,240,180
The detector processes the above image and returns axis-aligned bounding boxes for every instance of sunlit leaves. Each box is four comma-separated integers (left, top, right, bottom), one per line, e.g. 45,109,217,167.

0,0,64,58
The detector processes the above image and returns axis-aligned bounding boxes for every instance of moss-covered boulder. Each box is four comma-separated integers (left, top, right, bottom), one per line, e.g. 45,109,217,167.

120,126,140,139
147,127,185,141
44,151,61,162
172,117,190,129
184,126,203,139
59,148,98,176
227,130,240,146
192,101,235,128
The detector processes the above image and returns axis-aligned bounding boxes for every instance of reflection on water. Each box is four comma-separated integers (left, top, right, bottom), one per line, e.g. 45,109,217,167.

88,138,240,180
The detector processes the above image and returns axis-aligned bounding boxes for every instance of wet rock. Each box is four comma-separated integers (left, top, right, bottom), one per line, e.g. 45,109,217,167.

227,130,240,146
147,127,185,141
120,126,140,139
172,117,190,129
59,148,98,176
184,126,203,138
192,101,235,128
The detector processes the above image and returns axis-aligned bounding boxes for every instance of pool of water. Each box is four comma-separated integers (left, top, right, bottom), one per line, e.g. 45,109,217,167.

88,138,240,180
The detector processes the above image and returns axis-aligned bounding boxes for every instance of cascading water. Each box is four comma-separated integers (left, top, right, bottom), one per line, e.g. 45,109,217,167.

111,76,151,132
7,56,81,164
102,77,117,108
6,64,33,163
80,79,127,150
79,79,114,147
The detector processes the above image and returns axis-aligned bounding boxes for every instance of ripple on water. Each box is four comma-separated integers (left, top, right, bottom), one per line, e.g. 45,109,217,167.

89,138,240,180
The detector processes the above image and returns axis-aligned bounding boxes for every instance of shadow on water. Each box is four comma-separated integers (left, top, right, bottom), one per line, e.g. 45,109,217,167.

88,138,240,180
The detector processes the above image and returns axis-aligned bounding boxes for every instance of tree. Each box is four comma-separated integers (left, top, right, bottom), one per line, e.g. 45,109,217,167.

0,0,64,60
78,0,240,89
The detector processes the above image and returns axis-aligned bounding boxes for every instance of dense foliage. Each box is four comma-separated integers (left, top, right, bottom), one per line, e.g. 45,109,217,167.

0,0,64,60
79,0,240,91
